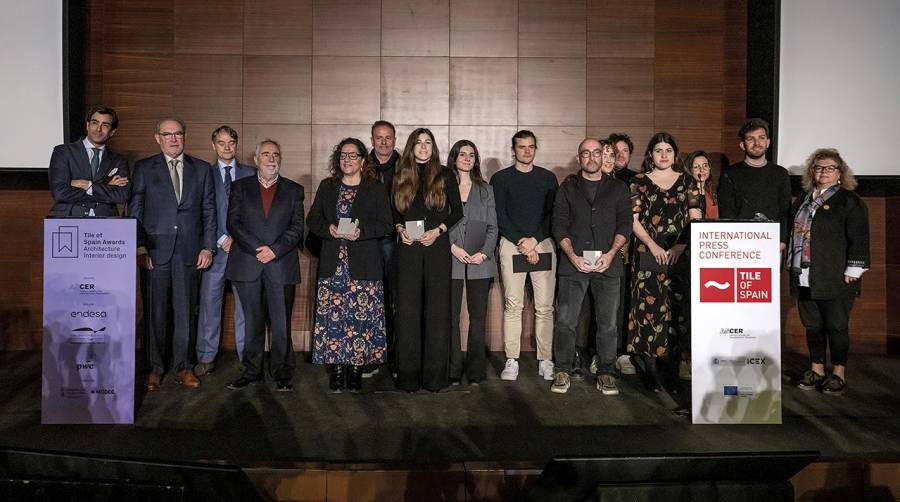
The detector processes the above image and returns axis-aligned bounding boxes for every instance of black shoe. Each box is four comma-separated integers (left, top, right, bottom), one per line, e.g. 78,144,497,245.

276,379,293,392
348,365,363,393
227,376,261,390
797,370,826,391
329,364,345,393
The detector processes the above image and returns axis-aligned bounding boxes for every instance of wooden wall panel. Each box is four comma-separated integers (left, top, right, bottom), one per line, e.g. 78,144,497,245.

101,54,174,123
586,58,654,127
174,0,244,55
393,125,451,161
381,57,450,125
722,0,748,164
449,58,518,126
515,126,584,178
310,124,375,190
241,124,312,190
312,57,381,125
243,0,312,56
450,0,517,58
243,56,312,125
174,55,243,124
382,0,450,57
104,0,174,55
587,0,654,58
312,0,381,57
448,126,520,178
518,0,586,57
518,58,586,126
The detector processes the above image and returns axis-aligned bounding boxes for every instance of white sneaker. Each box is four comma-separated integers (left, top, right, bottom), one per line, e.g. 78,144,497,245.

615,355,636,375
538,360,555,381
500,358,519,381
589,355,600,375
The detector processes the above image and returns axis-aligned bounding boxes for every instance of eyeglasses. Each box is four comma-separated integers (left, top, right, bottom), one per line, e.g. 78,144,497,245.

578,150,603,159
339,152,362,160
158,131,184,138
813,165,838,173
692,164,710,171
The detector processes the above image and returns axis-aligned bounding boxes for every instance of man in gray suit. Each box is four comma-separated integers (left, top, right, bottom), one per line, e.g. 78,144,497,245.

195,126,255,376
48,105,130,216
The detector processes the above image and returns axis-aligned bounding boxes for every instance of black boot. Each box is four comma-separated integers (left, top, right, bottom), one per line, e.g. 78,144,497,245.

348,365,363,393
329,364,345,393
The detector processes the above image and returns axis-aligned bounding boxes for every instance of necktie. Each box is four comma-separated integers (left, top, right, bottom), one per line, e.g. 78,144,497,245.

169,159,181,203
224,165,233,200
91,147,100,179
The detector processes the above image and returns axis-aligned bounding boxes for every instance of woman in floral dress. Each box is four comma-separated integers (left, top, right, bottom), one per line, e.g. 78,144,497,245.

307,138,393,393
628,132,701,391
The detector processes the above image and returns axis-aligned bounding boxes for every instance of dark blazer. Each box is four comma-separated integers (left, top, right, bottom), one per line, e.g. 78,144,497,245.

226,176,305,285
128,153,216,266
552,172,632,277
210,161,254,270
307,178,393,280
448,181,498,280
789,188,869,299
48,138,130,217
391,165,463,232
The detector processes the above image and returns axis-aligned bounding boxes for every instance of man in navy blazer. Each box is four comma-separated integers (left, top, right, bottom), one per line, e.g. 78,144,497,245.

48,105,130,217
195,126,255,376
226,139,304,392
128,118,216,391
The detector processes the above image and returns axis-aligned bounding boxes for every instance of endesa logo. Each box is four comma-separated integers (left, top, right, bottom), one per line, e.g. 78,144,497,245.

700,268,772,303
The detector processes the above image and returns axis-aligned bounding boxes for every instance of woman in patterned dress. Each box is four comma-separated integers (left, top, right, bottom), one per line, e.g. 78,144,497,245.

307,138,393,393
628,132,701,391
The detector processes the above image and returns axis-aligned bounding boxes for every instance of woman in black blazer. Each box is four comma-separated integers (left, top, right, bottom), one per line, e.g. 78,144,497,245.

308,138,393,392
788,148,869,394
393,128,463,392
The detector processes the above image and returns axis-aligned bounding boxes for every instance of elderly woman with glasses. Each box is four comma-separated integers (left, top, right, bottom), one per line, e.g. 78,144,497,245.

788,148,869,395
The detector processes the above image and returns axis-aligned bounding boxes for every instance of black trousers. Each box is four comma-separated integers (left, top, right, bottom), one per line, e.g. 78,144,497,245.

554,274,621,375
797,287,855,366
142,260,199,375
450,277,492,382
379,236,397,364
395,236,451,392
234,277,296,381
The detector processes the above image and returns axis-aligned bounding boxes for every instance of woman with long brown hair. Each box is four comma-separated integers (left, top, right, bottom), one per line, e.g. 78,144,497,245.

393,128,463,392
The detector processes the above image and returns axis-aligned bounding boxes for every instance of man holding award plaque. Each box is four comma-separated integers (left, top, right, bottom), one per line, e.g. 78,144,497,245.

549,138,632,395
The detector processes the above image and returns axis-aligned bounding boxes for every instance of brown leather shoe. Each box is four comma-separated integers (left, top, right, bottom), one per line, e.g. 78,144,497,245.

145,373,161,392
175,369,201,389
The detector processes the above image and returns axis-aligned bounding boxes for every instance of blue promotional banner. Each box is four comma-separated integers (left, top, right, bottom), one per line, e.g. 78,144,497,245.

42,218,136,424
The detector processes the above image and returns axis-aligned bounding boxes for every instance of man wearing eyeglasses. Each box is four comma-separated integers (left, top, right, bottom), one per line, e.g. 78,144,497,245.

548,138,632,395
718,118,792,250
128,118,216,392
225,139,305,392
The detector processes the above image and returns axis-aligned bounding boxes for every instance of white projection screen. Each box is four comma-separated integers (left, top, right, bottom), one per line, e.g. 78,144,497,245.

0,2,63,169
779,0,900,175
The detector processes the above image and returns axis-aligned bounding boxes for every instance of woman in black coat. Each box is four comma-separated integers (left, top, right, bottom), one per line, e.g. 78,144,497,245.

788,148,869,394
307,138,393,393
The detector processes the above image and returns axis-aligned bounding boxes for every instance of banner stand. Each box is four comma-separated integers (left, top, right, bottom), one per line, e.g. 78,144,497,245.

690,221,782,424
42,218,136,424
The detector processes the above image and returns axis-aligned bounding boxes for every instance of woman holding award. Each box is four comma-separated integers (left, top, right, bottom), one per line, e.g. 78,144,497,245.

447,140,498,386
308,138,393,393
392,128,463,392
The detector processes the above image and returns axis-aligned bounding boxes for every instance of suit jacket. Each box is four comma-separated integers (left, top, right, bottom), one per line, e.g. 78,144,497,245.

448,182,498,280
48,138,130,217
552,172,632,278
209,161,255,271
226,176,305,285
128,153,216,266
307,178,393,280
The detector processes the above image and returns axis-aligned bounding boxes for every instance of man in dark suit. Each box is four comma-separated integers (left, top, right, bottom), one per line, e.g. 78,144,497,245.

128,118,216,391
48,105,130,216
195,126,255,376
226,139,304,392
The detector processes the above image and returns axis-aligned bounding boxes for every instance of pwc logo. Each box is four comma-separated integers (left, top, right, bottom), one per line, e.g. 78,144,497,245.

700,268,772,303
700,268,734,302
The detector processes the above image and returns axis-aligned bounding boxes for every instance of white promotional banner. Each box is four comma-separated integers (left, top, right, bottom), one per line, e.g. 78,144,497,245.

691,221,782,424
42,218,136,424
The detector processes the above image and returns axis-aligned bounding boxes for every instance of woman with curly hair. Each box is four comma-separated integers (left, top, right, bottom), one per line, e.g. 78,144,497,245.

308,137,393,393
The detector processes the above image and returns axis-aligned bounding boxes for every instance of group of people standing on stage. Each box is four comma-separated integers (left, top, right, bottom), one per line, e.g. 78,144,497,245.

49,107,869,398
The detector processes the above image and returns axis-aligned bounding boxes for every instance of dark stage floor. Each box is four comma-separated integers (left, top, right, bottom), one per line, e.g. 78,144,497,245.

1,351,899,467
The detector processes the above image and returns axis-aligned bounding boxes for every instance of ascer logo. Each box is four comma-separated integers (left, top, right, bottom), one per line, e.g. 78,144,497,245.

700,268,734,302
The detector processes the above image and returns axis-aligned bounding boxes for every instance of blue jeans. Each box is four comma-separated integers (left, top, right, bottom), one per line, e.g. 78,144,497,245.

553,273,620,375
